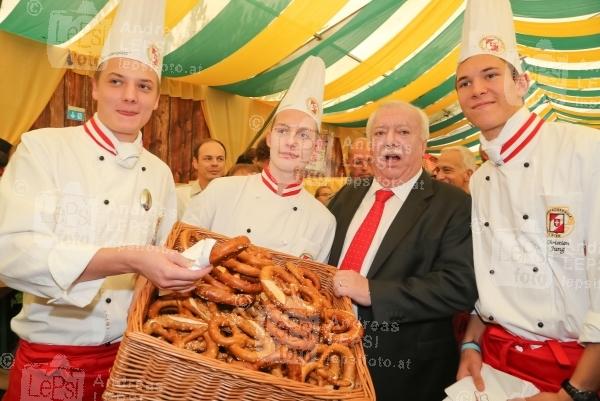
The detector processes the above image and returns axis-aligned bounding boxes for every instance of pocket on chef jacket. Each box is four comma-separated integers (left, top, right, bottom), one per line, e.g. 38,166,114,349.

293,237,321,261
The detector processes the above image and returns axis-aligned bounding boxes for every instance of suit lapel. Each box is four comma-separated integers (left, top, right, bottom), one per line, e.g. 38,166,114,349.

367,172,434,278
329,179,372,266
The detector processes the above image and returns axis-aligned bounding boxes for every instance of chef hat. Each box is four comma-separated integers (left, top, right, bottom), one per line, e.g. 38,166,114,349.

99,0,165,79
459,0,523,74
275,56,326,129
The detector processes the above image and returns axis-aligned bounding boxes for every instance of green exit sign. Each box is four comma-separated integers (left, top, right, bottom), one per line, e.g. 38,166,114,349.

66,106,85,122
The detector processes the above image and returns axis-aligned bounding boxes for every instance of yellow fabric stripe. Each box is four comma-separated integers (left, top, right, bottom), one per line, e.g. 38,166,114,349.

519,46,600,63
324,0,462,100
515,15,600,38
424,92,458,115
67,1,198,57
545,91,600,104
0,32,67,144
529,72,600,89
323,47,460,124
176,0,347,86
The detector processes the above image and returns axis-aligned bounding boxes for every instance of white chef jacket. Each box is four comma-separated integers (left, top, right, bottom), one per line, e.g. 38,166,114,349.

182,172,336,263
0,118,176,345
175,180,202,219
470,107,600,343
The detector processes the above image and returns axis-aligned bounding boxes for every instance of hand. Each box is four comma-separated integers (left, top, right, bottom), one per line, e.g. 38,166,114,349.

129,246,212,291
457,348,485,392
332,270,370,306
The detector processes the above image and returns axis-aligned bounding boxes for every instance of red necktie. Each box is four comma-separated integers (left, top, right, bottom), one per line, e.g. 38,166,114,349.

340,189,394,272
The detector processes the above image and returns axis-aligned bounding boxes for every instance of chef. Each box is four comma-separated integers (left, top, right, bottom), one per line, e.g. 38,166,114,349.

455,1,600,400
0,1,210,400
183,56,336,262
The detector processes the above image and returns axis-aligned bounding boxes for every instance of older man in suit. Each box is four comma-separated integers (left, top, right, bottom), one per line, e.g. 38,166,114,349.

328,100,477,401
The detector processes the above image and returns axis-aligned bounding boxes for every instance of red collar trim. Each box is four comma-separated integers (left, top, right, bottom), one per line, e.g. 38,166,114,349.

83,116,116,155
500,113,544,164
261,167,303,197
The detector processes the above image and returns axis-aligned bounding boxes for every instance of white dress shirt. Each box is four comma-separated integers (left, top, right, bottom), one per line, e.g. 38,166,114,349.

339,170,423,276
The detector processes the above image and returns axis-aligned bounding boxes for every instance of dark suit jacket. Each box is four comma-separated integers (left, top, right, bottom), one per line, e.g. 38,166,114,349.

328,172,477,401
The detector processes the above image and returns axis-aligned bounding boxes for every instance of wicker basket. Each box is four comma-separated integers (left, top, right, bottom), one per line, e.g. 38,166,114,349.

104,222,375,401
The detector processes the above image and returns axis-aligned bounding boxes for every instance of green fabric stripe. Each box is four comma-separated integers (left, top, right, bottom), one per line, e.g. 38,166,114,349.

324,13,463,113
517,33,600,51
413,76,456,108
0,0,107,44
511,0,600,18
427,128,480,148
428,126,477,147
430,112,465,132
218,0,405,96
551,98,600,109
537,83,600,97
162,0,291,77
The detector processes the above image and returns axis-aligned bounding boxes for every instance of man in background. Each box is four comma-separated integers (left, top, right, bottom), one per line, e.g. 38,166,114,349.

347,137,373,178
434,145,477,193
176,138,226,219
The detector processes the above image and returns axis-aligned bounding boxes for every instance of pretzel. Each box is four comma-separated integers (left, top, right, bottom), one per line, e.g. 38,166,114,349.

264,319,317,351
320,309,364,346
212,265,262,293
195,283,254,307
221,258,262,277
209,236,250,265
181,297,213,321
262,296,314,339
237,247,273,267
228,318,276,363
284,262,321,290
147,299,187,319
318,344,357,388
208,314,248,346
260,265,321,319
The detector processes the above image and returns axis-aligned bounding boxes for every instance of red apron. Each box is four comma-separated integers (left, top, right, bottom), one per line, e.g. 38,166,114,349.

2,339,120,401
481,325,584,392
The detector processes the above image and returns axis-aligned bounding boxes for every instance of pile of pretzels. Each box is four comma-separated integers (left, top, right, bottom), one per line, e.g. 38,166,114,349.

142,235,364,389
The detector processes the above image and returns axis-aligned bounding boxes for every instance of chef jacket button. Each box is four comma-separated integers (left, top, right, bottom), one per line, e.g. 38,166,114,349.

105,298,112,304
524,162,530,168
293,206,298,211
523,214,529,220
484,222,490,227
488,316,494,321
246,228,251,233
99,155,105,161
533,267,539,273
489,269,495,275
485,176,490,181
537,321,544,328
104,199,110,205
142,166,146,172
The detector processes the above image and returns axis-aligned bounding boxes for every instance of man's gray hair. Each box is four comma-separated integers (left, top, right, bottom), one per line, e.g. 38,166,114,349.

365,100,430,141
441,145,478,172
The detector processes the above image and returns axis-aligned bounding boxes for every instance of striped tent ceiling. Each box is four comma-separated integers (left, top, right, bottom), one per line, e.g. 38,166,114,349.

1,0,599,153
